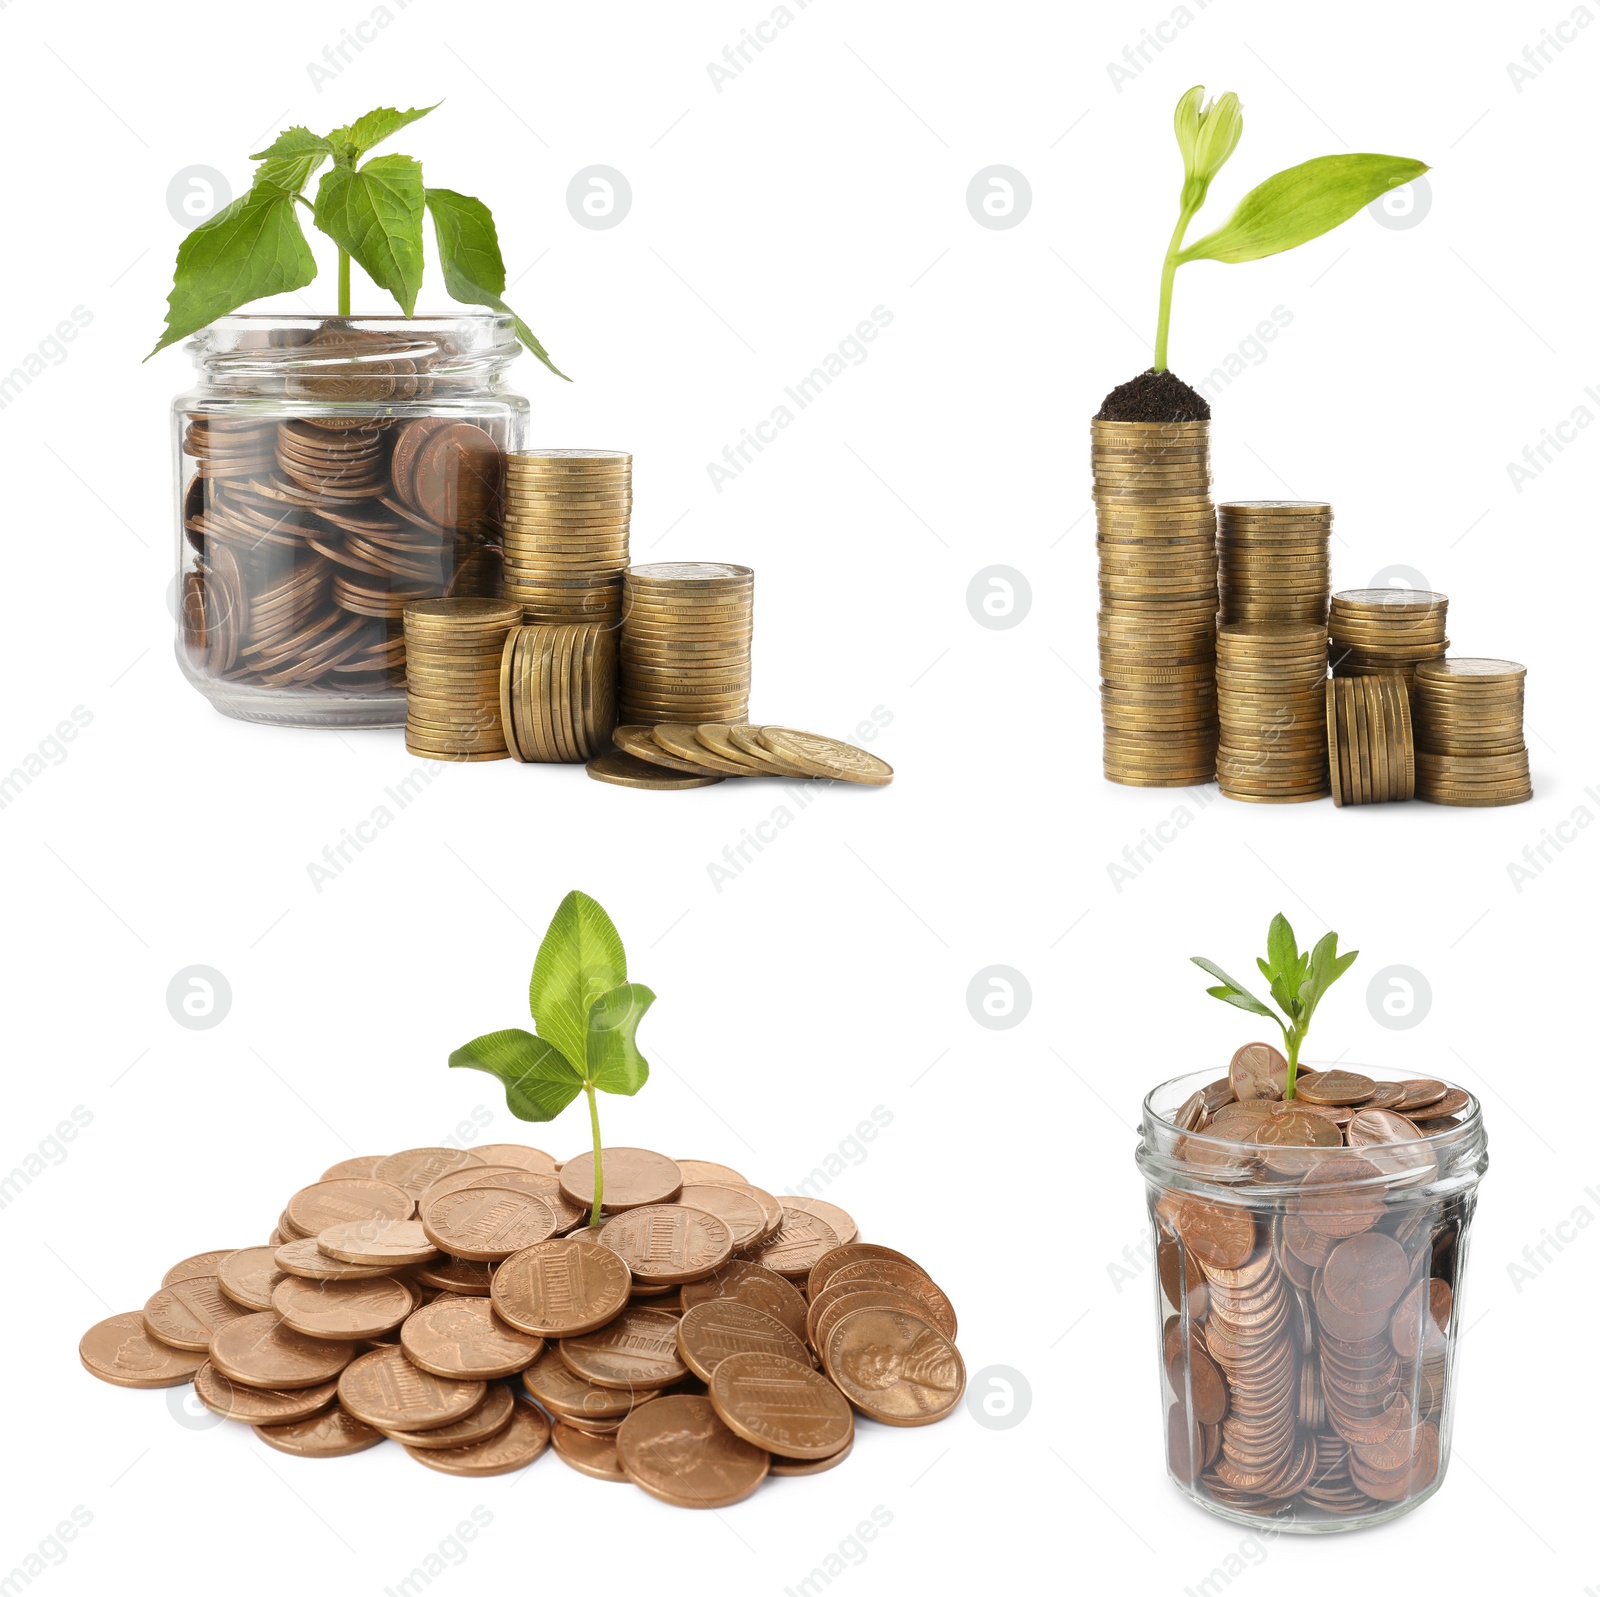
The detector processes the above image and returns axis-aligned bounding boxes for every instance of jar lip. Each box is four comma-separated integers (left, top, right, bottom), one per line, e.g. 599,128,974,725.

186,312,521,368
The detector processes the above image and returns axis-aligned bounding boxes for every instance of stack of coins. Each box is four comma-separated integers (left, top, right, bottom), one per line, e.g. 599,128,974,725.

80,1144,962,1501
1325,676,1415,805
402,598,524,761
588,725,894,790
1215,623,1330,802
501,450,631,626
1328,590,1449,687
499,622,618,763
1218,501,1332,624
620,563,754,727
1091,419,1219,786
1412,658,1531,806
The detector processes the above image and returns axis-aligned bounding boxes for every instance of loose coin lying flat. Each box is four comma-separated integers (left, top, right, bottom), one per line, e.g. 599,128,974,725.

756,727,894,786
162,1251,236,1286
616,1393,770,1508
559,1148,683,1211
492,1237,632,1337
521,1344,660,1426
824,1307,966,1427
80,1312,208,1389
272,1275,415,1341
284,1178,414,1234
598,1204,733,1284
320,1156,386,1180
372,1148,485,1200
743,1208,838,1279
216,1246,287,1311
338,1345,486,1431
587,750,723,789
676,1184,767,1248
675,1159,747,1185
209,1312,358,1390
777,1195,858,1246
400,1294,544,1378
558,1307,687,1388
275,1236,406,1280
420,1186,558,1261
317,1219,440,1267
404,1399,551,1476
710,1350,855,1459
473,1144,558,1175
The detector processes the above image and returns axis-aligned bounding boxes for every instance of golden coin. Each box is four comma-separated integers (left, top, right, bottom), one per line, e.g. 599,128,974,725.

209,1311,358,1390
755,727,893,786
317,1218,441,1267
598,1204,734,1284
400,1293,544,1378
284,1178,414,1235
616,1393,769,1508
559,1147,683,1211
254,1405,384,1458
710,1350,854,1459
80,1312,207,1389
143,1276,254,1351
271,1274,414,1341
371,1147,486,1199
678,1260,810,1342
473,1144,559,1175
319,1156,386,1180
404,1398,551,1476
824,1307,965,1427
491,1236,633,1336
161,1250,236,1286
676,1184,767,1248
611,723,724,775
587,750,723,789
558,1307,688,1388
777,1195,858,1246
743,1208,839,1279
675,1159,748,1185
382,1382,516,1448
192,1361,338,1424
646,723,757,776
338,1345,486,1431
677,1299,811,1382
216,1246,287,1311
694,722,813,777
551,1421,628,1481
420,1186,558,1261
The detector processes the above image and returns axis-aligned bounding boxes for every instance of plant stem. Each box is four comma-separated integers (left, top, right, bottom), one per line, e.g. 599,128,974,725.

1284,1028,1302,1101
1154,203,1198,372
584,1080,603,1226
338,248,351,317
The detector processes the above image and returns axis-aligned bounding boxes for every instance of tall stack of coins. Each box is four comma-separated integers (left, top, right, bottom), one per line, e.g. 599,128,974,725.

403,599,524,761
1093,419,1219,786
1218,501,1332,625
499,622,618,763
620,563,754,727
1328,590,1449,687
80,1144,963,1501
1325,676,1415,806
1412,658,1531,806
1215,623,1330,802
501,450,632,626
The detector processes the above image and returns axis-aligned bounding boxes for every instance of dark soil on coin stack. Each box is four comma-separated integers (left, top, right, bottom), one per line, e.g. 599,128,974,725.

1096,368,1211,423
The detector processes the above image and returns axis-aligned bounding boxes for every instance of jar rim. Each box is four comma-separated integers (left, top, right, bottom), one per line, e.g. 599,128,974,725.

185,312,521,371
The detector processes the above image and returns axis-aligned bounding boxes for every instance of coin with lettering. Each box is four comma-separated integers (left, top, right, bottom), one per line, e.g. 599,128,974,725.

616,1393,770,1508
559,1147,683,1211
284,1178,414,1235
161,1250,237,1286
255,1406,384,1458
401,1293,544,1378
381,1383,516,1449
208,1312,358,1390
492,1237,632,1337
771,1435,855,1477
320,1156,386,1180
274,1237,404,1281
473,1144,559,1175
412,1256,496,1296
80,1312,207,1389
216,1247,288,1312
338,1345,487,1431
678,1299,811,1382
599,1204,733,1284
316,1219,441,1267
710,1350,855,1459
520,1343,661,1426
143,1275,254,1351
824,1307,965,1427
675,1184,767,1248
552,1421,629,1481
371,1148,486,1200
404,1397,551,1476
192,1361,338,1424
420,1186,558,1261
777,1195,859,1246
808,1259,958,1340
558,1307,687,1389
418,1164,525,1205
743,1208,839,1279
678,1261,810,1342
754,727,893,786
271,1274,415,1341
807,1242,928,1299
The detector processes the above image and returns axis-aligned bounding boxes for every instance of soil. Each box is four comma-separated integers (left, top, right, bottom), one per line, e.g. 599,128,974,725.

1095,368,1210,423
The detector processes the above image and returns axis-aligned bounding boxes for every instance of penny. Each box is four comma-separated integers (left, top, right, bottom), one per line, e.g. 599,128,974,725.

1323,1233,1410,1318
777,1195,859,1246
317,1219,441,1267
456,1170,587,1232
418,1164,525,1205
382,1382,516,1448
1295,1070,1377,1106
811,1260,959,1340
209,1312,357,1390
1170,1198,1255,1271
143,1276,254,1351
275,1236,407,1280
743,1208,839,1279
405,1398,551,1477
520,1343,661,1425
675,1184,767,1248
1230,1042,1287,1101
338,1345,487,1431
678,1299,811,1382
551,1421,629,1481
674,1160,747,1186
320,1156,386,1179
401,1294,544,1378
162,1250,236,1286
371,1148,485,1200
770,1435,855,1477
284,1178,414,1235
678,1261,810,1342
730,1183,786,1240
616,1393,770,1508
216,1246,287,1311
808,1242,928,1299
599,1204,734,1284
272,1275,415,1341
255,1406,385,1458
420,1186,558,1261
491,1237,632,1337
1391,1278,1452,1360
412,1256,496,1296
558,1307,687,1388
473,1144,559,1175
79,1312,207,1389
193,1361,338,1424
710,1350,855,1459
559,1147,683,1211
824,1308,965,1427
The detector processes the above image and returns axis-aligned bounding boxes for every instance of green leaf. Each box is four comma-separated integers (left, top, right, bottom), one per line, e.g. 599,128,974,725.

250,127,335,163
146,184,317,359
1192,958,1277,1021
253,154,326,198
346,104,440,158
1266,913,1298,981
1179,153,1428,265
1333,949,1359,980
586,983,655,1095
448,1028,583,1121
314,154,426,314
425,187,569,380
529,891,628,1070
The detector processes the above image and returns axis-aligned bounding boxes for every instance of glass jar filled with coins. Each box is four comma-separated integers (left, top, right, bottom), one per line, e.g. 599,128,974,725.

172,314,528,728
1135,1059,1487,1532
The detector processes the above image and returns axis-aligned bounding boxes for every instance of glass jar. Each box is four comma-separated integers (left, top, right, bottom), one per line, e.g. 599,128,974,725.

1135,1065,1488,1533
172,314,528,728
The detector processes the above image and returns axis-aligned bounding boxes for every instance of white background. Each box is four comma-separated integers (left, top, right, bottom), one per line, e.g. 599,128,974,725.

1,1,1595,1593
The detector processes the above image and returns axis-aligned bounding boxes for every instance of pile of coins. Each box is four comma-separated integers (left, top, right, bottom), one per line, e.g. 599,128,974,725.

589,725,894,791
1215,623,1330,802
619,564,755,727
181,327,504,698
1092,419,1219,787
403,599,524,761
1218,501,1332,625
499,622,618,763
1413,658,1531,806
1324,676,1415,805
1328,590,1449,687
81,1145,961,1504
502,450,631,626
1154,1045,1473,1522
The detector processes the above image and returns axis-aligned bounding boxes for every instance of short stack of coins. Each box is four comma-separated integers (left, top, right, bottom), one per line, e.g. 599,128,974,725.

1218,501,1333,624
1328,590,1449,688
499,622,618,763
501,449,631,626
1412,658,1531,806
1215,622,1330,802
79,1143,963,1502
1325,676,1415,806
620,563,754,727
1092,418,1219,787
402,598,524,761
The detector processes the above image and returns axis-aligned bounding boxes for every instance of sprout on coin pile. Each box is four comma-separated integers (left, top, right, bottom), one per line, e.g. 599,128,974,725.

449,891,653,1224
1192,912,1357,1100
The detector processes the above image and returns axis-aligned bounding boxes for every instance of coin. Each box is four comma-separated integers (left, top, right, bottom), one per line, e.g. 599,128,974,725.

492,1237,633,1337
143,1276,254,1351
317,1218,441,1267
678,1260,811,1341
284,1178,414,1235
162,1250,237,1286
551,1420,629,1480
743,1208,839,1279
558,1307,688,1388
598,1204,734,1284
824,1307,965,1427
272,1275,415,1341
586,750,724,789
755,727,894,786
560,1147,683,1211
209,1312,357,1390
192,1359,339,1424
710,1350,854,1459
79,1312,208,1389
809,1259,958,1339
675,1184,768,1248
371,1148,486,1200
382,1382,517,1449
616,1393,770,1508
216,1246,287,1311
1230,1042,1287,1101
676,1159,748,1185
420,1186,558,1261
807,1241,925,1298
677,1299,811,1381
399,1288,544,1385
404,1397,551,1476
338,1344,486,1430
520,1342,659,1426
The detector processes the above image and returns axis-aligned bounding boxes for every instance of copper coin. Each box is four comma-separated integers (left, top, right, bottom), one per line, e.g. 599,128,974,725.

1417,1086,1470,1119
521,1343,660,1424
1170,1198,1255,1271
421,1186,558,1261
675,1160,747,1185
1296,1070,1376,1106
80,1312,207,1389
552,1421,628,1481
675,1184,767,1248
275,1237,408,1280
473,1143,559,1175
558,1147,683,1211
338,1345,486,1431
383,1382,517,1449
678,1299,811,1381
371,1147,486,1200
558,1307,687,1388
284,1178,414,1235
271,1275,414,1341
209,1312,357,1390
808,1242,928,1299
599,1204,734,1284
729,1183,786,1240
824,1307,965,1427
193,1361,338,1424
1323,1233,1410,1317
405,1398,551,1476
1394,1078,1448,1112
1391,1278,1453,1359
216,1246,287,1312
744,1208,839,1279
413,1256,496,1296
161,1250,237,1286
460,1170,587,1232
418,1164,526,1205
678,1260,810,1342
812,1260,958,1339
143,1276,254,1351
255,1405,384,1458
1290,1154,1387,1238
320,1155,387,1179
710,1350,854,1459
770,1435,855,1477
811,1288,933,1355
491,1237,632,1336
616,1393,769,1508
1229,1042,1287,1100
317,1218,441,1267
1157,1238,1209,1318
777,1195,859,1246
1347,1108,1426,1148
411,423,501,529
401,1293,544,1378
